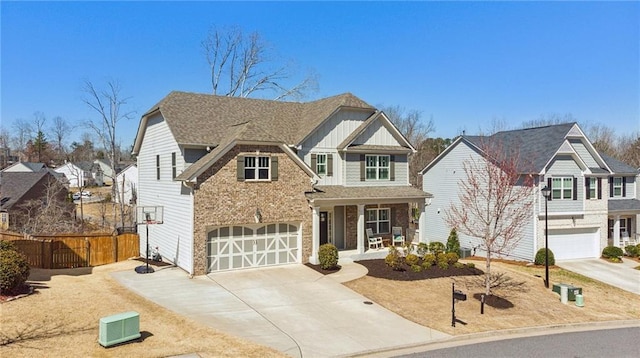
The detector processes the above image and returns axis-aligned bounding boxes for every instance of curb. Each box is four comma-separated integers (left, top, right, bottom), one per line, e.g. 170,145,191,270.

350,319,640,357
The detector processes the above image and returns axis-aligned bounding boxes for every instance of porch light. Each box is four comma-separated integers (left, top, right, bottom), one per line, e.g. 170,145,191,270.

541,186,551,288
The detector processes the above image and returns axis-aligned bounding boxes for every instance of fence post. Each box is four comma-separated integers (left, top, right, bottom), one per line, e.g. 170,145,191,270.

44,239,53,269
113,234,119,262
85,237,90,267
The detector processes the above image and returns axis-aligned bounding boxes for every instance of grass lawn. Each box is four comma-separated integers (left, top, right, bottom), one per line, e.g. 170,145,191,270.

0,260,285,358
343,258,640,336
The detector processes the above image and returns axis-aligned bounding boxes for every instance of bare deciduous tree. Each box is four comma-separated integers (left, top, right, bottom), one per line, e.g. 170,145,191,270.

83,80,134,232
11,118,33,161
445,139,536,296
13,177,79,234
381,105,435,186
617,133,640,169
202,25,318,100
50,116,70,162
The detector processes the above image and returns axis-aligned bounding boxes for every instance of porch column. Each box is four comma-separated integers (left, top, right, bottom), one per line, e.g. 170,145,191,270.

614,215,621,247
419,199,427,243
357,204,365,254
310,206,320,264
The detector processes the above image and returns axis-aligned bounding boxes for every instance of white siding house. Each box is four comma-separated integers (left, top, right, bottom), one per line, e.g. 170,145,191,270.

136,112,194,272
115,164,138,205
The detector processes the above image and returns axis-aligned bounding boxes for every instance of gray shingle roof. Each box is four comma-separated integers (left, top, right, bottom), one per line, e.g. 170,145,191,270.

608,199,640,213
142,91,375,148
306,185,432,201
0,171,48,210
599,152,638,175
465,122,577,173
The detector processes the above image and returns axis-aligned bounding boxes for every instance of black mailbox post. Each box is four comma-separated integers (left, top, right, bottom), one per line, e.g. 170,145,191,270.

452,283,467,327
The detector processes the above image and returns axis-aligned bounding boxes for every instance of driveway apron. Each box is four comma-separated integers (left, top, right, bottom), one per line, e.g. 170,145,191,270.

111,265,449,357
557,259,640,295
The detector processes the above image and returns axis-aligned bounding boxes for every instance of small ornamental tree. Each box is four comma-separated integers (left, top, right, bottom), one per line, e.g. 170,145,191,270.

446,228,460,254
445,138,535,296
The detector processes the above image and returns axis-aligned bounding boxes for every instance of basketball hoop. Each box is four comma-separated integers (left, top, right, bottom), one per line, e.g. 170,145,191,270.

135,206,164,274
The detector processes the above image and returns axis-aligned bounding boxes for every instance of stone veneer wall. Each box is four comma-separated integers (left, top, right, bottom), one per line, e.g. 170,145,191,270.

192,145,313,275
344,203,410,250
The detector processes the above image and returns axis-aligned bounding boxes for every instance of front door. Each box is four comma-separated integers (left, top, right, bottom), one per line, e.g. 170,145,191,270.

320,211,329,245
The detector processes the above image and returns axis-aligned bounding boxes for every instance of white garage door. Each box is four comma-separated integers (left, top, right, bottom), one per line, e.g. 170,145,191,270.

548,228,600,260
207,223,299,272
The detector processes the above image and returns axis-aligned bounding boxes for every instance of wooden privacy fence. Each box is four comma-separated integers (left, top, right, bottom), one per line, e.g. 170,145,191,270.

0,231,139,269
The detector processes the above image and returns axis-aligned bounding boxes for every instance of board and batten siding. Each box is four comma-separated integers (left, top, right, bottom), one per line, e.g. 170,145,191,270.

351,119,402,147
301,110,372,150
422,141,535,261
569,139,599,168
544,155,584,214
137,113,194,274
344,153,408,186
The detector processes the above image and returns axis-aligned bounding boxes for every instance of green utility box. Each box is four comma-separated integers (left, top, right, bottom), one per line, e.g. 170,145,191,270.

98,311,141,347
552,283,582,301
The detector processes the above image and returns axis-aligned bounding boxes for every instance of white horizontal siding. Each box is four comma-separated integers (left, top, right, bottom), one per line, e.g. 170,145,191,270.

137,113,194,273
115,165,138,205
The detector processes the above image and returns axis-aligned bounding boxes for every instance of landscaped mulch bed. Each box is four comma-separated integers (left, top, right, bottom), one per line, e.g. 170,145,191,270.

355,259,484,281
305,259,483,281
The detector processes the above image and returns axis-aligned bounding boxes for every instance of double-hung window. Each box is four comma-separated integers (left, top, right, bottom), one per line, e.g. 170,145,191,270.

551,177,573,200
588,177,597,199
171,152,177,179
365,155,390,180
366,208,390,234
316,154,327,175
244,156,270,180
612,177,623,197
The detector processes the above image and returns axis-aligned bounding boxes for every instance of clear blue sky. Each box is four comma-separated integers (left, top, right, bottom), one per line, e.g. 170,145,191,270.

2,1,639,149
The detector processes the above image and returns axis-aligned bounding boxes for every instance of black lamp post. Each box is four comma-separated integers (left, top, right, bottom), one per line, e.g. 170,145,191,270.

541,185,551,288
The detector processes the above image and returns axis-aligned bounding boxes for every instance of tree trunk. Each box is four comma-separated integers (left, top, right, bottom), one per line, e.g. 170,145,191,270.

485,249,492,296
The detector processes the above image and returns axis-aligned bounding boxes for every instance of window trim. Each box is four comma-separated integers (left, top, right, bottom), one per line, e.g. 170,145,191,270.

613,177,623,197
588,177,598,199
244,155,271,181
365,155,390,181
316,153,327,175
551,177,573,200
366,208,390,234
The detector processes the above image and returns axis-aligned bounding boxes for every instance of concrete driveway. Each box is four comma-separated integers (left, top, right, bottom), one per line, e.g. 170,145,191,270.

557,259,640,295
112,264,448,357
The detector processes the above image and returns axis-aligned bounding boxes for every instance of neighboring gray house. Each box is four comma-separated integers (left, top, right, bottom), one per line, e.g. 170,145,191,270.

421,122,640,261
94,159,116,185
132,91,430,275
2,161,66,183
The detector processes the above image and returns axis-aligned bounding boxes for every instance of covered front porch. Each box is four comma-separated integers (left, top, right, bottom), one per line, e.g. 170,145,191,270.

305,185,432,264
608,199,640,249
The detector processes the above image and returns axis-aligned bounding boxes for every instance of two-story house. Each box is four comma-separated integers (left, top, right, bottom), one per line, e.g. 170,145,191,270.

55,161,104,187
421,122,640,262
132,91,430,275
